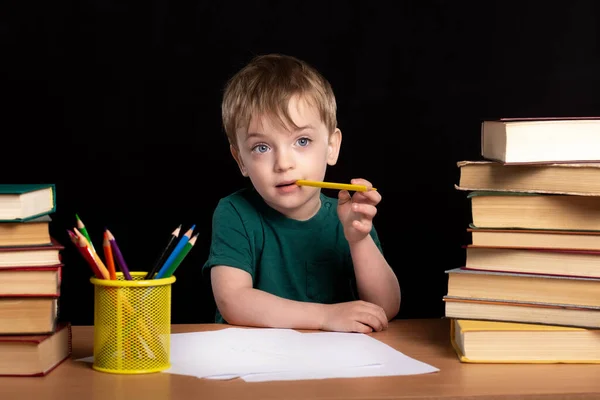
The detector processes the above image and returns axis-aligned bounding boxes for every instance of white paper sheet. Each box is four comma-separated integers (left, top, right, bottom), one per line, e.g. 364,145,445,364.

237,331,439,381
165,328,383,378
76,327,439,381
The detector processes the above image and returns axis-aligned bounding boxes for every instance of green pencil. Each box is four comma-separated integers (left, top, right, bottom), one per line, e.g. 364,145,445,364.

76,213,95,251
161,233,198,278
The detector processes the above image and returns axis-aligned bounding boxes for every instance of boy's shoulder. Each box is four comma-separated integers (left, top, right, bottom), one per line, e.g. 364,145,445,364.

214,188,264,223
217,187,255,205
215,187,262,215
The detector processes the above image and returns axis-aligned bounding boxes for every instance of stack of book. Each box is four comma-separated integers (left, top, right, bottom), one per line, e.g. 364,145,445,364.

0,184,71,376
444,118,600,364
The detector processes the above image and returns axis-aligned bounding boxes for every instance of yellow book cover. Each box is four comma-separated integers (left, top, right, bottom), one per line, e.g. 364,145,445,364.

450,319,600,364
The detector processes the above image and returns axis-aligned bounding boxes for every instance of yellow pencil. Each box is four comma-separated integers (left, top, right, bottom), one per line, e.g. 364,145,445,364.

295,180,377,192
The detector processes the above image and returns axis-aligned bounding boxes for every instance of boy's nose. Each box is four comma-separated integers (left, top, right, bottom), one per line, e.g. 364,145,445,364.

274,149,295,172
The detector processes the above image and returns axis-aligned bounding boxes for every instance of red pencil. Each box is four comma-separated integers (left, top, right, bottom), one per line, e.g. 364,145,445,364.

74,228,110,280
68,230,104,279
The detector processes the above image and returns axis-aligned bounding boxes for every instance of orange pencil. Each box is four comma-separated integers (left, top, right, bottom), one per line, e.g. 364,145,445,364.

103,231,117,280
74,228,110,280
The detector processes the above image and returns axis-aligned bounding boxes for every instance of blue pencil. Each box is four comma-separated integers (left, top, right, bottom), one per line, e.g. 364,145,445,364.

155,225,195,279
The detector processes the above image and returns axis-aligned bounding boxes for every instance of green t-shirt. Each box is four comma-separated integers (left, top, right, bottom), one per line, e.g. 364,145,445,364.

202,188,383,323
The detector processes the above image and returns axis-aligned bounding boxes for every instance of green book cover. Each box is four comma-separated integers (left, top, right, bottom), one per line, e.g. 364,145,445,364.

0,184,56,222
0,184,55,195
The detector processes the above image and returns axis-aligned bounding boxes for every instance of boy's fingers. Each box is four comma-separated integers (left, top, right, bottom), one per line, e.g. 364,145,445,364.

352,190,381,206
352,220,372,233
358,313,384,332
338,189,351,204
360,302,388,329
351,178,372,189
352,203,377,219
352,322,373,334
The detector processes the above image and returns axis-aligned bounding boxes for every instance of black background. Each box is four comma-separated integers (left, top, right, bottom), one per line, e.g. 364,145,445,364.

2,2,600,325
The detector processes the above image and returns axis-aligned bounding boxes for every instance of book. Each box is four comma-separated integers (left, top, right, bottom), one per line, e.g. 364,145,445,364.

0,322,71,376
0,265,62,296
456,160,600,196
464,245,600,278
445,267,600,308
450,319,600,363
0,215,52,247
444,296,600,329
481,117,600,164
0,238,63,268
0,184,56,222
468,226,600,251
468,191,600,231
0,297,58,334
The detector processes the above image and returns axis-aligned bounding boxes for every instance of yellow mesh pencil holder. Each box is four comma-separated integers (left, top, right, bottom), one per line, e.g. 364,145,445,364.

90,271,176,374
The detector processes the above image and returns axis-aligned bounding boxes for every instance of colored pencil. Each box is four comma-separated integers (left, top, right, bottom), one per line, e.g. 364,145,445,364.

74,228,110,280
105,229,132,280
144,224,182,279
102,231,117,280
154,225,195,279
295,179,377,192
67,229,99,276
68,229,106,279
157,233,198,278
76,214,96,251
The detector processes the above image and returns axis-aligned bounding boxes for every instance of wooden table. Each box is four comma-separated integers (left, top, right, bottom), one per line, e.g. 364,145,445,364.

0,318,598,400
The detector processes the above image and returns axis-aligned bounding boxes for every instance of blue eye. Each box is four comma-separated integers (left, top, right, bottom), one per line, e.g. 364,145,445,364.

297,137,311,147
252,144,269,153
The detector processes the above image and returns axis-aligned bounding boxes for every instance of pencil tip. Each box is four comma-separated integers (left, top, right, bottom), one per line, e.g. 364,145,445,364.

172,224,182,235
190,224,196,231
75,213,80,220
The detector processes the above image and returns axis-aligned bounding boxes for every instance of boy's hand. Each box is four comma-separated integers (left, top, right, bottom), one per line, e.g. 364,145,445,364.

320,300,388,333
337,178,381,244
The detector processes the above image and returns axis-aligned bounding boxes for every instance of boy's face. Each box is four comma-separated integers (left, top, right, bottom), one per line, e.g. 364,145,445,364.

231,95,341,220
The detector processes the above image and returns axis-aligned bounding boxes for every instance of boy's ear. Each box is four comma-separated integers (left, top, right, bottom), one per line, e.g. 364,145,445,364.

230,145,248,177
327,128,342,166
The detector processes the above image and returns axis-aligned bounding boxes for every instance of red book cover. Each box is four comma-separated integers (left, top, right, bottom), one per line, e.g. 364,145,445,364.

0,238,64,269
0,322,72,377
0,237,64,252
0,264,62,297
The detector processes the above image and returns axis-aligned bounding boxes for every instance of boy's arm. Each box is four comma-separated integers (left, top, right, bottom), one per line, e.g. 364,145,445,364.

210,265,388,332
337,178,401,321
349,234,401,321
211,266,324,329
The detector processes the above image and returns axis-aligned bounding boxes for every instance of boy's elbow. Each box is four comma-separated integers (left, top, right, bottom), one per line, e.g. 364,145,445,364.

387,288,401,321
215,289,246,326
388,298,400,321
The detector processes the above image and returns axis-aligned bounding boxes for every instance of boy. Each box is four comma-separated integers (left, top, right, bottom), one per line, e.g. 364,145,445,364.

202,54,400,333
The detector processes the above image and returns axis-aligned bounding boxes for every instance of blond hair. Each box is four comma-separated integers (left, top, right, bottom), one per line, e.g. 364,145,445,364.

222,54,337,147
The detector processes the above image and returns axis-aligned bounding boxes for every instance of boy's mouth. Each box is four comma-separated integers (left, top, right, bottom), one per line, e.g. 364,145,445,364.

276,180,298,188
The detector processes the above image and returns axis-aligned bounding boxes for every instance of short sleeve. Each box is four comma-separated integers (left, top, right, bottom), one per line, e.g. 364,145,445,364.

202,199,254,279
